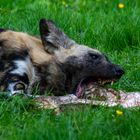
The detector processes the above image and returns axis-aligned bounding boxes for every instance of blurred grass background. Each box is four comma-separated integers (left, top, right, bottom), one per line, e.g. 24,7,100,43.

0,0,140,139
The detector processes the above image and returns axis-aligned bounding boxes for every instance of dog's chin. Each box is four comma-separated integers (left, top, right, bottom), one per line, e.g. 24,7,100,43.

74,77,118,98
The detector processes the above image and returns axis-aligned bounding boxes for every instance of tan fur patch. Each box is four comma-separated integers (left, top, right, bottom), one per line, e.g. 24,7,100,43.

54,44,101,63
0,31,53,64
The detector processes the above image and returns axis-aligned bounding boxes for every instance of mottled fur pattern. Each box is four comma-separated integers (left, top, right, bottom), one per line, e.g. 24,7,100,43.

0,19,124,96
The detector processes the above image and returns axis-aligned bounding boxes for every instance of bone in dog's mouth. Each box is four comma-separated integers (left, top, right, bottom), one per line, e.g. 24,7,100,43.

75,77,117,98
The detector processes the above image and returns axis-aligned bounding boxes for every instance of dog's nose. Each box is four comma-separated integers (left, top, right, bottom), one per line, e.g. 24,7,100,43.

115,66,125,78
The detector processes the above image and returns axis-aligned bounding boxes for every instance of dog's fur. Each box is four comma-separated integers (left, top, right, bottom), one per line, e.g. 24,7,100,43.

0,19,124,96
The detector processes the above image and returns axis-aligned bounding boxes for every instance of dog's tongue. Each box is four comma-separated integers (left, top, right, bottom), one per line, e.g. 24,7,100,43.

75,78,98,98
76,80,85,98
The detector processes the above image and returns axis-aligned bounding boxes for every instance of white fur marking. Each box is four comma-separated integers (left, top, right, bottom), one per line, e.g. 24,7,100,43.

7,82,25,96
10,56,37,85
11,57,31,76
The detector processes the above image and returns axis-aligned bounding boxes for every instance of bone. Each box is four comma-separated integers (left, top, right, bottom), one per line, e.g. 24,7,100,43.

35,89,140,112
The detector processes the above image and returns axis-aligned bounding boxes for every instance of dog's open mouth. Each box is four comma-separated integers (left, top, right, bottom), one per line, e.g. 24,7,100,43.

75,77,117,98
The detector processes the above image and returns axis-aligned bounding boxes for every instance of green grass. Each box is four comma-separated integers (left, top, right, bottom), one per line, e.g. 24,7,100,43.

0,0,140,139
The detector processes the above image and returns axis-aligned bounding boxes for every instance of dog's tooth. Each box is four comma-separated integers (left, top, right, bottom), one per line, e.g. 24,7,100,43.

111,81,114,85
103,81,106,85
91,88,96,92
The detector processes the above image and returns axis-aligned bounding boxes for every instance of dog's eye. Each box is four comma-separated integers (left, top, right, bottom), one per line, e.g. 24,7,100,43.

89,53,99,60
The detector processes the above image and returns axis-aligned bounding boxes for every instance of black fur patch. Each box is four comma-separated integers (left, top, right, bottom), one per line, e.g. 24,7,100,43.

0,62,5,71
0,29,6,33
1,49,29,61
8,50,28,60
6,73,29,85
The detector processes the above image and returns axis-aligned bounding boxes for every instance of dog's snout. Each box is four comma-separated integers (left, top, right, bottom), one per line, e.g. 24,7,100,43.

115,66,125,78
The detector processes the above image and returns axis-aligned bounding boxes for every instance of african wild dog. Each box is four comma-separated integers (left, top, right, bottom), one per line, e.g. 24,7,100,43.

0,19,124,96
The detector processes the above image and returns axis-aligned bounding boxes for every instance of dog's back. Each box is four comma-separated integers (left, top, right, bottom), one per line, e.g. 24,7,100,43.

0,29,52,65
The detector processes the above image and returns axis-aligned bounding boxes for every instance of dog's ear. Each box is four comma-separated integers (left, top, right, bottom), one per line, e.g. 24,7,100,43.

39,19,75,54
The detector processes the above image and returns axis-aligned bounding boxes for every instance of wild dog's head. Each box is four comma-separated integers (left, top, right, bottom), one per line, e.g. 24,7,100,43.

39,19,124,96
